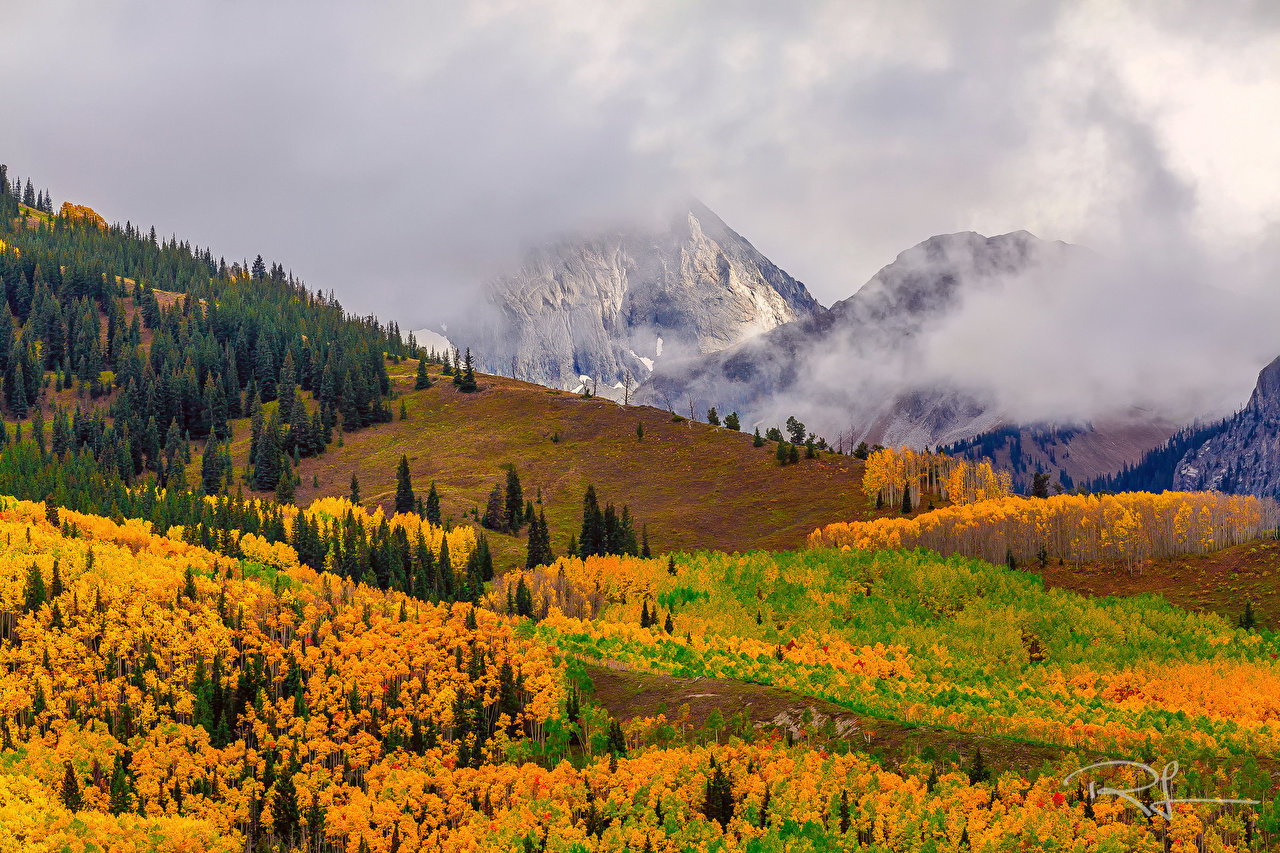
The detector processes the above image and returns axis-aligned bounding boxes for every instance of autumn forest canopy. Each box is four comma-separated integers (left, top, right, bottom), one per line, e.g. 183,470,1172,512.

1,164,1279,853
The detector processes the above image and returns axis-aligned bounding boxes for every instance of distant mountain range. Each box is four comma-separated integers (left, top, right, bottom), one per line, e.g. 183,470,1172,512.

426,205,1280,492
635,228,1082,447
437,201,821,397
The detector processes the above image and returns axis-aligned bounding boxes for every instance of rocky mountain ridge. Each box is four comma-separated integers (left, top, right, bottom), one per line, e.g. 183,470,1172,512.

1172,355,1280,498
441,202,823,395
636,229,1077,446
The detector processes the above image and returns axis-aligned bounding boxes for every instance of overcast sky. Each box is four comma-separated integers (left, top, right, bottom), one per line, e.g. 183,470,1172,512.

4,1,1279,354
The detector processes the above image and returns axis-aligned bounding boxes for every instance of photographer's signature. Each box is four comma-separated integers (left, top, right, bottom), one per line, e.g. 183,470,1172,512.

1063,760,1259,821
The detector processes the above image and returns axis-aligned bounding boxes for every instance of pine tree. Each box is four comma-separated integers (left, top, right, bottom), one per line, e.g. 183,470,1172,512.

724,412,740,431
252,411,283,491
201,436,224,496
23,562,46,612
504,467,524,533
1240,600,1257,630
901,484,912,514
607,719,627,756
61,761,82,811
786,416,806,445
275,462,296,504
458,348,478,392
272,765,301,844
578,485,604,558
107,753,133,815
706,407,720,426
515,575,534,618
395,454,415,514
967,747,989,784
425,482,441,525
1031,471,1051,499
415,357,431,389
702,759,734,827
482,484,504,531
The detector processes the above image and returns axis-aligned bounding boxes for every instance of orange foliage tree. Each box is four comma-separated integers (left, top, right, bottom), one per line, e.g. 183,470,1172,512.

812,491,1279,571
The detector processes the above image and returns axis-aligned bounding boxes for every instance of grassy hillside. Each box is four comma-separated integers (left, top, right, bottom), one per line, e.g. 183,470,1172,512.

1044,538,1280,632
221,359,875,569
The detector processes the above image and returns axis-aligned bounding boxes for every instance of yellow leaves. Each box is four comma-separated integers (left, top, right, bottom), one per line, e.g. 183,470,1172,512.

862,447,1012,509
56,202,108,230
0,770,238,853
810,491,1278,568
238,532,300,572
0,494,567,852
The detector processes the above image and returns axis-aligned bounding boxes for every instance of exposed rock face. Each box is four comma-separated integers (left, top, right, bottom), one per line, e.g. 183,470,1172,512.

636,230,1074,445
1173,356,1280,497
448,202,822,394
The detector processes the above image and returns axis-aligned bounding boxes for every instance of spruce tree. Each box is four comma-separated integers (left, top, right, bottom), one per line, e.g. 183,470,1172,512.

724,412,740,431
458,348,478,392
1240,600,1257,630
275,463,295,504
578,485,604,558
515,575,534,618
395,454,415,514
349,473,361,505
61,761,82,811
271,766,301,844
753,427,764,447
482,484,504,531
415,357,431,389
107,753,133,815
425,482,441,525
967,747,989,784
201,436,224,496
504,467,524,533
23,562,46,612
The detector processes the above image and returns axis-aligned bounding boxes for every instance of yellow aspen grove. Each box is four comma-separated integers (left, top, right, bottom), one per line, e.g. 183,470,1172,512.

811,491,1279,571
861,447,1012,510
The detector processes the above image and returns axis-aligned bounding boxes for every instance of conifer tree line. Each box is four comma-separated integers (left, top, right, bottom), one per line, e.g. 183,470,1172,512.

0,162,407,496
574,484,641,559
0,163,505,606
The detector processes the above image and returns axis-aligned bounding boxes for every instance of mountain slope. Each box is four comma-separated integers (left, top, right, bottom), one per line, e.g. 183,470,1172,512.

636,230,1077,445
1173,355,1280,497
944,417,1179,493
223,359,878,567
444,202,823,394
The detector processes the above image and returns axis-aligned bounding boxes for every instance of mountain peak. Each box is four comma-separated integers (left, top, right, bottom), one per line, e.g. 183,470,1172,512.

441,203,822,393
